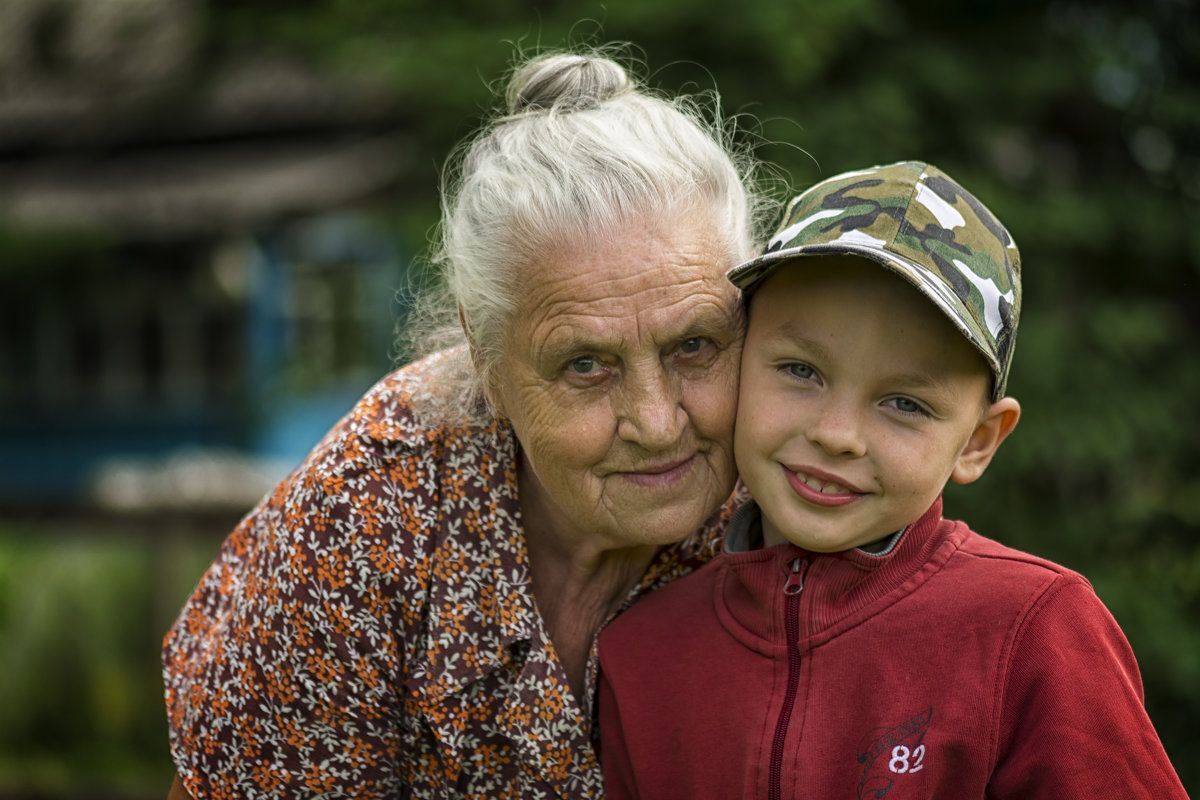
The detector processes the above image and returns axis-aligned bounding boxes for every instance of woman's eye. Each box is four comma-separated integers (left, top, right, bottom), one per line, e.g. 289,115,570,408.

567,356,599,375
676,337,715,360
785,362,816,381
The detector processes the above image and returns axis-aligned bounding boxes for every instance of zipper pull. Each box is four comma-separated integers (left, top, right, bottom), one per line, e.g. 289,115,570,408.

783,557,805,595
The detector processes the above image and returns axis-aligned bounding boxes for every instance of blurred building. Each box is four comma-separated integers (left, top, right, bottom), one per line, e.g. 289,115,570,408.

0,0,412,515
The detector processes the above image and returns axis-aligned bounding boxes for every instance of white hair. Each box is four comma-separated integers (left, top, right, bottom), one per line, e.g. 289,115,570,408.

401,50,769,422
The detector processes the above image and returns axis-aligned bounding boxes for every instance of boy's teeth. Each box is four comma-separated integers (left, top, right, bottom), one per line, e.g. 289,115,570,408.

801,472,848,494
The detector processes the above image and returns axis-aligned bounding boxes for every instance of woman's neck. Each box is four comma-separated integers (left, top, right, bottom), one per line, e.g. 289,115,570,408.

524,523,655,622
518,460,657,703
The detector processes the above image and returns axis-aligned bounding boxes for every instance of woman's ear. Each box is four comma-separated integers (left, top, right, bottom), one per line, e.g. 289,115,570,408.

458,304,479,360
458,305,505,416
951,397,1021,486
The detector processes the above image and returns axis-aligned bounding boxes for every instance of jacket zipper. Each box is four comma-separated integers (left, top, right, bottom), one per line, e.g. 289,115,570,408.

768,557,806,800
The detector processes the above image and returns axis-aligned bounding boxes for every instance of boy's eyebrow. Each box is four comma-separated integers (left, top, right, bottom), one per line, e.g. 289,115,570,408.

875,367,980,411
770,321,834,363
882,369,943,391
769,320,962,398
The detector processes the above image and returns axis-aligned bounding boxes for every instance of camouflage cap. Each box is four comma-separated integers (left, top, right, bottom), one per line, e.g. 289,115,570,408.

729,161,1021,400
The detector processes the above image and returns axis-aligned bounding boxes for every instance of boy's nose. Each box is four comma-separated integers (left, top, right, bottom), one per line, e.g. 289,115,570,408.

806,401,868,458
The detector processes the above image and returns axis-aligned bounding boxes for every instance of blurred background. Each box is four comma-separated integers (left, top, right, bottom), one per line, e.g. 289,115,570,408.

0,0,1196,797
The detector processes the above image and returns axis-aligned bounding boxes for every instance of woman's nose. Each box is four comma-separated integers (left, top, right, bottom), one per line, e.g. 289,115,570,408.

616,369,686,451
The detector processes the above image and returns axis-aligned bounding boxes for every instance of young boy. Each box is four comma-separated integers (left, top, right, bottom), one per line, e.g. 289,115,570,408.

597,162,1188,799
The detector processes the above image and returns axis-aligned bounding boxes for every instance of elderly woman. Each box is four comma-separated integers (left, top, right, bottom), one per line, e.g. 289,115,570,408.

164,51,763,799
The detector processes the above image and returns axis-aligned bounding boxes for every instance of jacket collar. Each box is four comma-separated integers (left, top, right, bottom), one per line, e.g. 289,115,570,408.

714,497,965,652
722,500,904,556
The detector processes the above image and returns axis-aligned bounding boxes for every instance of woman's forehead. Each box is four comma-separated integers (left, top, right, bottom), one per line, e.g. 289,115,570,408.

526,215,731,290
531,294,740,361
511,218,738,337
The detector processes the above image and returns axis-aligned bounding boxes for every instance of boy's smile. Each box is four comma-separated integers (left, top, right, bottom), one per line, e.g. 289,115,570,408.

734,256,1019,552
782,464,864,507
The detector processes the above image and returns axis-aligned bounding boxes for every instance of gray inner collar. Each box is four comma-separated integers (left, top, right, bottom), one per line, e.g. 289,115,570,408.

724,501,903,556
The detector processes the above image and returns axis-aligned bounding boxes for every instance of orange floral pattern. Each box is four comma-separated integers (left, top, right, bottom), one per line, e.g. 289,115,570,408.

163,351,743,799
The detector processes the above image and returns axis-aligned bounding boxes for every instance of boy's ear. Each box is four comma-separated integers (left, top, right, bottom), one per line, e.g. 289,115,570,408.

951,397,1021,486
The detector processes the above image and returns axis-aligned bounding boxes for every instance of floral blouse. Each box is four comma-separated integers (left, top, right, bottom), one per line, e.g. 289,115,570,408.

163,351,742,799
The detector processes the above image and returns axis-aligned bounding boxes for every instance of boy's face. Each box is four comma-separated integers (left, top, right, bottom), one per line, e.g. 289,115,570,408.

735,256,1014,552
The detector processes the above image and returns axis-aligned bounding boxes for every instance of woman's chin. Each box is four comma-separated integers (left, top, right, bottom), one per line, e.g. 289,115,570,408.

601,468,734,546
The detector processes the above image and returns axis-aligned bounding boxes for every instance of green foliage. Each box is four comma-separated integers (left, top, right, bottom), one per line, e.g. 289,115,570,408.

0,530,221,795
950,291,1200,782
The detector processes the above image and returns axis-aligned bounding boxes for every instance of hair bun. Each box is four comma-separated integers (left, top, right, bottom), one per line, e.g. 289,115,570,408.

506,53,633,114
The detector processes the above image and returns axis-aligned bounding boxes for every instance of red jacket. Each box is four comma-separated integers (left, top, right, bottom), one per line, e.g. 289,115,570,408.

599,499,1188,799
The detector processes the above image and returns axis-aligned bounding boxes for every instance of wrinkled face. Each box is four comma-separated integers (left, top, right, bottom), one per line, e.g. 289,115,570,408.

491,215,744,551
735,257,994,552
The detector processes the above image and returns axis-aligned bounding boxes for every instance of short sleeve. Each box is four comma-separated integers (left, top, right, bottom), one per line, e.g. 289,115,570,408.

163,421,440,798
989,575,1187,799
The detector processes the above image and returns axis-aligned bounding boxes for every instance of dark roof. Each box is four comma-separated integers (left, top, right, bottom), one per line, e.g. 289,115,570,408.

0,0,412,235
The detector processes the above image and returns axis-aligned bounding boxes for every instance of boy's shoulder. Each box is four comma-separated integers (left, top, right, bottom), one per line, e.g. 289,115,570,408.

603,516,1097,654
953,522,1092,591
904,519,1101,633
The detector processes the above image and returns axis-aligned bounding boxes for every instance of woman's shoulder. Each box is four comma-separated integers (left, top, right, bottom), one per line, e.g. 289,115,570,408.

291,349,495,485
336,349,485,452
164,352,517,692
264,350,511,547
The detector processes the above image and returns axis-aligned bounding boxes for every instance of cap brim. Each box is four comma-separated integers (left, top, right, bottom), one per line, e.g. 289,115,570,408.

728,243,1002,389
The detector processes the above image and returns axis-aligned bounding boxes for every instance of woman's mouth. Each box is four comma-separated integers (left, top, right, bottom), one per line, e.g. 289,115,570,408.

620,455,696,489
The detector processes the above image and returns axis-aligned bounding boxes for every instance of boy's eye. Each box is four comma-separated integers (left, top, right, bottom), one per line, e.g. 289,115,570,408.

785,362,817,381
886,396,930,417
